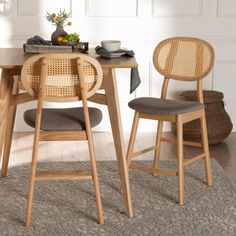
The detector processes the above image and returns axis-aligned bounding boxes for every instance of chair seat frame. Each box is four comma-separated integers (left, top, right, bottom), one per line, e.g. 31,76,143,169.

8,54,104,227
126,37,214,205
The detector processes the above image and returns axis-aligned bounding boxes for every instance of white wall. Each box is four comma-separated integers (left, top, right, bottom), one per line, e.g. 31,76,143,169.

0,0,235,132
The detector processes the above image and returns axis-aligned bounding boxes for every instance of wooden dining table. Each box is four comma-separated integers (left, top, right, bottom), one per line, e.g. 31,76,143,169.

0,48,139,218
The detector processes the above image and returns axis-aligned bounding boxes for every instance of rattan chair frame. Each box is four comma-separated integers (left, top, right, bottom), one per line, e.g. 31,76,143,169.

153,37,215,81
21,53,103,102
126,37,214,206
20,54,104,227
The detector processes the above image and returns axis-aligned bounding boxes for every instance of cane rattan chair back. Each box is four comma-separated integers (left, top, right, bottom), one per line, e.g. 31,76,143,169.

21,53,103,102
126,37,214,206
21,54,104,227
153,37,214,82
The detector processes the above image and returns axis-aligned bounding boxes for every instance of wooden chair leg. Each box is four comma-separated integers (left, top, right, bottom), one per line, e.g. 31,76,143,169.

87,130,104,224
126,111,140,167
200,109,212,186
25,130,40,227
153,121,163,176
177,116,184,206
79,63,103,224
26,91,43,227
1,76,19,177
86,121,104,224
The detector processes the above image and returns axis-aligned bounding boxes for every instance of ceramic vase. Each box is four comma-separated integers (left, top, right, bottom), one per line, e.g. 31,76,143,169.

51,26,67,44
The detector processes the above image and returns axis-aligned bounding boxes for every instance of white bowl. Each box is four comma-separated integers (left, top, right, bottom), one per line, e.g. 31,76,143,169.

101,40,121,52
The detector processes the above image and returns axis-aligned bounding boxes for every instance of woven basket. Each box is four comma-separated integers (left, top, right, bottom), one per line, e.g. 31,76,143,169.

172,90,233,145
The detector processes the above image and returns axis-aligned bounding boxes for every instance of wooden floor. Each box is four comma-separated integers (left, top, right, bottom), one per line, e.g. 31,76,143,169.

2,132,236,181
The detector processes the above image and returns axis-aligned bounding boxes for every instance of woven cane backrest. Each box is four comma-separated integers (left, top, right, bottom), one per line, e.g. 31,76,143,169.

153,37,215,81
21,53,103,102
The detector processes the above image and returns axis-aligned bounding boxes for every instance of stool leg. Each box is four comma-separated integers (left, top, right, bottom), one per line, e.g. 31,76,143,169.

177,116,184,206
26,93,43,227
200,109,212,186
25,128,40,227
83,103,103,224
87,129,104,224
126,112,140,167
153,121,163,176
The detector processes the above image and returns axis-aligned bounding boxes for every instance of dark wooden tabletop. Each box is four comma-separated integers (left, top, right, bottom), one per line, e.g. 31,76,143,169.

0,48,138,69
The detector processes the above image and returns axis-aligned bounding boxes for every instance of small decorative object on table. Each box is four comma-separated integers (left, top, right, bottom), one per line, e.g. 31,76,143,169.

23,35,87,54
57,33,80,46
46,9,79,45
73,42,89,53
101,40,121,52
24,35,71,53
172,90,233,144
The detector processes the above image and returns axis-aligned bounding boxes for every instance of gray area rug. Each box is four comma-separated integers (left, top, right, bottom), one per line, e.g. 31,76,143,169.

0,160,236,236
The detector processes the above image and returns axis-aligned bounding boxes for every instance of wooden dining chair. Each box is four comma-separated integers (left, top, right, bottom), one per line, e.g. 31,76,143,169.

126,37,214,205
20,53,104,226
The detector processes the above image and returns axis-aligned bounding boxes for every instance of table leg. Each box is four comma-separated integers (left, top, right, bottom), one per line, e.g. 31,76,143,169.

103,68,133,218
1,76,19,177
0,69,14,164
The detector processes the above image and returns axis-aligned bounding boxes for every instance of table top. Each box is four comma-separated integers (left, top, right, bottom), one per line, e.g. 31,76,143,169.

0,48,138,69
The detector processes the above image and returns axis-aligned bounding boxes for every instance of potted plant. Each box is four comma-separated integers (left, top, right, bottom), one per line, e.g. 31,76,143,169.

46,9,72,44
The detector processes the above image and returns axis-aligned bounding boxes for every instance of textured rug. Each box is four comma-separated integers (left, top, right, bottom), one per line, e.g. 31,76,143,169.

0,160,236,236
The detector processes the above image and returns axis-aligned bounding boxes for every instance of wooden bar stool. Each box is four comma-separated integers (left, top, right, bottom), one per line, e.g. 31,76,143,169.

20,53,104,226
126,37,214,205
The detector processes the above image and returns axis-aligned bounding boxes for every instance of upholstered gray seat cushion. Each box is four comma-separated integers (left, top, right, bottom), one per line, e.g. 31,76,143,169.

24,107,102,131
128,97,204,115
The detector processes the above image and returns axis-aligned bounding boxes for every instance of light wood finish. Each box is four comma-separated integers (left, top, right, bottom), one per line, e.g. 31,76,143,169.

0,69,14,164
129,164,178,176
200,109,213,186
77,57,103,224
4,131,236,176
126,112,139,166
36,169,92,176
21,54,103,102
153,37,214,81
183,153,205,166
160,137,202,148
157,168,178,176
17,80,25,90
198,79,212,186
153,121,163,176
23,55,104,227
132,145,157,158
0,48,138,219
104,68,133,218
0,48,138,69
35,168,94,184
177,115,184,206
181,110,203,123
139,113,176,122
153,78,167,176
35,174,92,181
39,131,87,141
10,92,35,105
126,37,214,205
1,76,19,177
88,93,107,105
26,58,47,227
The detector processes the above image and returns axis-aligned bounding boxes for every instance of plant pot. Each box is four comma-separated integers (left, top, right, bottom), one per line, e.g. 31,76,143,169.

51,26,67,45
172,90,233,145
